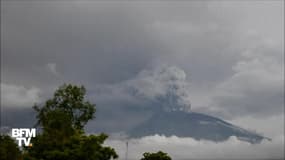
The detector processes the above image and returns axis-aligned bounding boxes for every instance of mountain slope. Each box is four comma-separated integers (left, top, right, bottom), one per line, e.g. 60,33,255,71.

128,111,269,143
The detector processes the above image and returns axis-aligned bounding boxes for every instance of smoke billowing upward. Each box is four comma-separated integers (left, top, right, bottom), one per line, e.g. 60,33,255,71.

94,66,192,112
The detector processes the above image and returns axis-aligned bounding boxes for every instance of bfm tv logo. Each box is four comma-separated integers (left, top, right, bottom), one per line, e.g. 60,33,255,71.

11,128,36,147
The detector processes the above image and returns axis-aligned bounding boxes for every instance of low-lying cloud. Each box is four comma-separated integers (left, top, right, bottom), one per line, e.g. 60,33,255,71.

1,83,41,108
105,134,284,160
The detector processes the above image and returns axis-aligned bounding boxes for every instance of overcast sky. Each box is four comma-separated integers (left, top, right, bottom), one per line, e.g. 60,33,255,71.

1,1,284,159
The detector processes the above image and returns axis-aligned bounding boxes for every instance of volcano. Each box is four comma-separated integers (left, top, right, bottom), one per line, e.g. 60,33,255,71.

128,110,270,144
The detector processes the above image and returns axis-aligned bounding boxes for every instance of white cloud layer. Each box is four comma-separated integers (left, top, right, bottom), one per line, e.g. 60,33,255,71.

105,134,284,160
1,83,41,107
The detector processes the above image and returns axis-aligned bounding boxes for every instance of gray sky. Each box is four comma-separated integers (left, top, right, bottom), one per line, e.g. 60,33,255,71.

1,1,284,158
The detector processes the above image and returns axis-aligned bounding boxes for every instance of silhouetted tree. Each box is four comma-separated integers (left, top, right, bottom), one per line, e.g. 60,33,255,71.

141,151,172,160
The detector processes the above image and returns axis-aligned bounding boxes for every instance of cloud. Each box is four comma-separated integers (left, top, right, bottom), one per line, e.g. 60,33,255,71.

210,42,283,119
2,2,282,109
3,1,282,88
105,134,284,160
1,83,41,108
1,1,283,147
